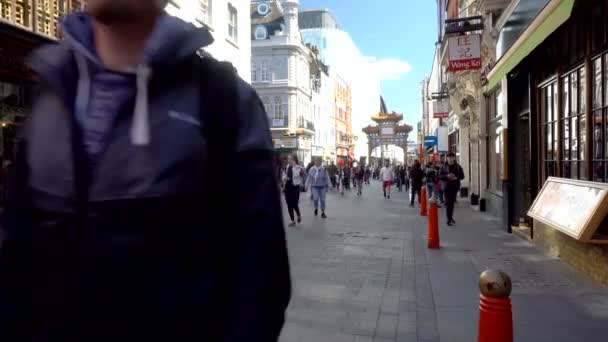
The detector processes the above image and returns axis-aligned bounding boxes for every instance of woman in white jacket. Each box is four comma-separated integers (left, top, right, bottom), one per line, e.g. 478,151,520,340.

283,155,305,227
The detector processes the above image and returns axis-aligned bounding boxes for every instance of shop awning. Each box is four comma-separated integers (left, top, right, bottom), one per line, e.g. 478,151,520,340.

486,0,575,90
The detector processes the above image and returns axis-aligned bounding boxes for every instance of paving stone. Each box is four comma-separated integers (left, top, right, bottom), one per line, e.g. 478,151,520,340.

280,186,608,342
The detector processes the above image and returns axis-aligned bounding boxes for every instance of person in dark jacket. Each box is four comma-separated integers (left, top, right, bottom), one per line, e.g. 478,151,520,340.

409,160,424,207
0,3,290,342
282,155,304,227
327,161,338,189
439,152,465,226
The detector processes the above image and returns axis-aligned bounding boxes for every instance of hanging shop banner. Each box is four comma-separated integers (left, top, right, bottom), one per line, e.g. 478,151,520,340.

436,126,449,153
448,34,481,72
433,99,449,119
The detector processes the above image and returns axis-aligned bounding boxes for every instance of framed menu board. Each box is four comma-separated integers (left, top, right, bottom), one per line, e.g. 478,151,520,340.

528,177,608,243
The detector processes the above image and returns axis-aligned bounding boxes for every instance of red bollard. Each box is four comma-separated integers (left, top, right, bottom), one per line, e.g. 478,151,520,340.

478,270,513,342
420,186,427,216
427,198,439,249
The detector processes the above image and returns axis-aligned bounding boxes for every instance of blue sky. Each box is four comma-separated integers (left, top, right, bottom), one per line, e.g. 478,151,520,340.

300,0,437,134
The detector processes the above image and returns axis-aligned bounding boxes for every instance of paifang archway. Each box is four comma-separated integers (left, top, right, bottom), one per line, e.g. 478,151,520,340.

362,112,413,165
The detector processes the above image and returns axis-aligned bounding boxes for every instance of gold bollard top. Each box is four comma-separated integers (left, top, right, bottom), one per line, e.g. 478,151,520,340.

479,270,512,298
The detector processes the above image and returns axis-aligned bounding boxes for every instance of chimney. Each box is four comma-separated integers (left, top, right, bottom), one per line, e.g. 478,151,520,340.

282,0,300,42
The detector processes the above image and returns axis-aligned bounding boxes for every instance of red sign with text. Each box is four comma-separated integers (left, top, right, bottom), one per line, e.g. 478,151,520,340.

448,34,481,72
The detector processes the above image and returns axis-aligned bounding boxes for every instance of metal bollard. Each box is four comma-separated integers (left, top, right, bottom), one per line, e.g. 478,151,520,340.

420,186,427,216
478,270,513,342
427,198,439,249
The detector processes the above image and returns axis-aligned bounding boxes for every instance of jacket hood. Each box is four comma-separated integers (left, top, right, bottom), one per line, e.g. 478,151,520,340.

27,11,214,147
61,11,214,68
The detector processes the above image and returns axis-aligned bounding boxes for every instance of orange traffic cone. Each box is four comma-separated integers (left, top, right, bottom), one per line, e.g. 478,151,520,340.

427,198,439,249
478,270,513,342
420,186,427,216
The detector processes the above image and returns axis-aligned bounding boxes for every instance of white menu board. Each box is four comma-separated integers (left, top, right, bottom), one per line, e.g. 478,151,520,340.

528,177,608,242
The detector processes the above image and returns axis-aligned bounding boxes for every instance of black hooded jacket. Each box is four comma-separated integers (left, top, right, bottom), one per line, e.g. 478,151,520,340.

0,12,290,342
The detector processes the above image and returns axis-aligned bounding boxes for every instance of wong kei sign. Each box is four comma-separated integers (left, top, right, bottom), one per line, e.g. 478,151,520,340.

448,34,481,72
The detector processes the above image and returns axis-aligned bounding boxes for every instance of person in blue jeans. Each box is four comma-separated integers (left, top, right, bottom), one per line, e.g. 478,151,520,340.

307,158,331,218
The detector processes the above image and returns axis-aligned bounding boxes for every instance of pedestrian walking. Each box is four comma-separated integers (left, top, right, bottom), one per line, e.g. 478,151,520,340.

403,166,410,193
395,165,403,191
437,155,446,204
328,161,338,190
307,158,331,218
409,160,424,207
365,166,372,185
380,161,394,199
283,155,305,227
439,152,465,226
424,162,438,200
354,163,365,196
341,164,352,194
0,3,290,341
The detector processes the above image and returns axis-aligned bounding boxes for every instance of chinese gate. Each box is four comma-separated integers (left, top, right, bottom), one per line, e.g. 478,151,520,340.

362,112,413,164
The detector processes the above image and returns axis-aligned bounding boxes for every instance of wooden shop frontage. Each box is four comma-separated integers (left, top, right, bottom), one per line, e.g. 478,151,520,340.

0,1,83,201
485,0,608,285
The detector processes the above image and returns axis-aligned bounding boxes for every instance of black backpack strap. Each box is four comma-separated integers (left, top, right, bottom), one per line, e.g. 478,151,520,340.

198,55,239,156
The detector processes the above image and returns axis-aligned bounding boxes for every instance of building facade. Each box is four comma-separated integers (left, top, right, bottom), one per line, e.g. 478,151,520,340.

250,0,317,165
299,8,380,161
334,75,352,164
0,0,83,199
310,54,334,161
481,0,608,284
424,0,510,207
165,0,252,82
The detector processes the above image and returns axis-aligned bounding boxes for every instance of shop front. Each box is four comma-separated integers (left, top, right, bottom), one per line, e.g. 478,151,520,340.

0,23,54,203
336,146,349,166
486,0,608,284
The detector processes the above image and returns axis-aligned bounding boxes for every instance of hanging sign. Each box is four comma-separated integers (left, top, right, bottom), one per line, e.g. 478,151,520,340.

448,34,481,72
433,99,449,119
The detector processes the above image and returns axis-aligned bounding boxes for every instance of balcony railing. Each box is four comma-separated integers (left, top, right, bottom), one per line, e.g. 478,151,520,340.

297,117,315,132
269,116,288,129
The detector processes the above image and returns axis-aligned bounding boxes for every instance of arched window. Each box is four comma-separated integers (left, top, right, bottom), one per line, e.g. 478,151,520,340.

261,96,271,115
274,96,283,119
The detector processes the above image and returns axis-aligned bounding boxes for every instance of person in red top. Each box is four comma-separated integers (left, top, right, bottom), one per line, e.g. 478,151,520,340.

379,161,395,199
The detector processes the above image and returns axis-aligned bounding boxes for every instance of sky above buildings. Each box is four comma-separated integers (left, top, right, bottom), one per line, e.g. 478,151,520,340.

300,0,437,138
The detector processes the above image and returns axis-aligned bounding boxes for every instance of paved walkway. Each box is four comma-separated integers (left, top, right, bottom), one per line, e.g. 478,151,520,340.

280,181,608,342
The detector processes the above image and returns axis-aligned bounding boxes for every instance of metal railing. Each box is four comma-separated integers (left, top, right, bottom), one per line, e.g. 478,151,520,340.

269,116,288,128
297,117,315,131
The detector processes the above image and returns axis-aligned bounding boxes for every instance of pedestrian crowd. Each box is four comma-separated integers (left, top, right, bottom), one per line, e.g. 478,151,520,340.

278,152,465,227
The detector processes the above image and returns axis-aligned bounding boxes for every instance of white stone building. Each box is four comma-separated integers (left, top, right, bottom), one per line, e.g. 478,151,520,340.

299,9,380,160
165,0,252,82
250,0,325,165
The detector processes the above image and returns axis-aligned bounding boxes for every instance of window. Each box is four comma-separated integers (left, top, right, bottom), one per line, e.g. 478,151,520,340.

592,55,608,181
36,0,66,37
274,96,283,120
541,82,559,181
15,0,32,28
228,3,237,41
251,60,257,82
261,96,271,115
1,0,12,21
561,66,586,180
196,0,212,27
260,60,269,82
487,89,503,191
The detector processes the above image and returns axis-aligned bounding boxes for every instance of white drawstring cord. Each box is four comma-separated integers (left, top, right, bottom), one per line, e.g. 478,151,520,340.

131,65,152,146
73,52,90,124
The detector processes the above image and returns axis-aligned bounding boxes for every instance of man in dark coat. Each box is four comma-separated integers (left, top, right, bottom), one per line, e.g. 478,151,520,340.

439,152,465,226
0,1,290,341
409,160,424,207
